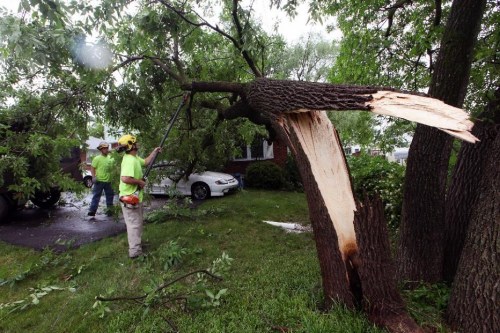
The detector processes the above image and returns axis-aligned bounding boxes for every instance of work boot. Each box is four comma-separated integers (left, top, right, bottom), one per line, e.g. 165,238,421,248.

129,251,144,259
87,211,96,217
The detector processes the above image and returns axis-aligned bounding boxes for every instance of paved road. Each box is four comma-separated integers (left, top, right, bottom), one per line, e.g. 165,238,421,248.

0,192,165,252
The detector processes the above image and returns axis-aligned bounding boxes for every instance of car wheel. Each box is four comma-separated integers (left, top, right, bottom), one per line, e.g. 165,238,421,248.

191,183,210,200
83,176,93,188
0,195,12,222
30,188,61,209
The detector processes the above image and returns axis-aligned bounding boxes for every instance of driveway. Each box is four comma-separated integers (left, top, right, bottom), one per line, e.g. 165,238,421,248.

0,192,165,252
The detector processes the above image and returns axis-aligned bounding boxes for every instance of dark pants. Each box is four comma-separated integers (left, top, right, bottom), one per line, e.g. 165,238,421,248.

89,181,114,213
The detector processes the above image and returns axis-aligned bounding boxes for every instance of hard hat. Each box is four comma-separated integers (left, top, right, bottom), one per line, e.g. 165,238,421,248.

117,134,137,152
97,141,110,150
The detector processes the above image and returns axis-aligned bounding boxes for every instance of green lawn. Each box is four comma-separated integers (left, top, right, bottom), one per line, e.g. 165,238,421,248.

0,190,386,332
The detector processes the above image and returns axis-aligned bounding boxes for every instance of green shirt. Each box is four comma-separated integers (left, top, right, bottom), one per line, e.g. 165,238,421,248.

91,155,114,182
119,154,145,202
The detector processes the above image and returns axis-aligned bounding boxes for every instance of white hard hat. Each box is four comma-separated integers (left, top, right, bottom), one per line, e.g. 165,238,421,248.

97,141,110,150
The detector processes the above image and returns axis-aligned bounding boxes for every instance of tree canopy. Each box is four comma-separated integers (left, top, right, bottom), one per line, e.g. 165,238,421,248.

2,0,495,196
1,1,497,332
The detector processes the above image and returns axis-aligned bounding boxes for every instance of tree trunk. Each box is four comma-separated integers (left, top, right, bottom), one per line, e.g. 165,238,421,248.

443,88,500,282
446,116,499,333
354,196,424,333
272,111,357,309
398,127,452,283
397,0,486,283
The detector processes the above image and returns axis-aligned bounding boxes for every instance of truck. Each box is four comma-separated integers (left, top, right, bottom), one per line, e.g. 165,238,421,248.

0,147,84,222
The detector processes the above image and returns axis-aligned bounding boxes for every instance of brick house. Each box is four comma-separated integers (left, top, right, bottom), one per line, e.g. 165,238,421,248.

223,137,288,175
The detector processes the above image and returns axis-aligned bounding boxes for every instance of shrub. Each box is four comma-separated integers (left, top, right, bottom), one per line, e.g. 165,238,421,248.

347,153,405,229
283,153,303,191
245,161,286,190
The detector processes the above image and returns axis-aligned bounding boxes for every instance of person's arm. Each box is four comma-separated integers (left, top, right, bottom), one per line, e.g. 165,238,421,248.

90,166,97,183
144,147,162,166
121,176,146,189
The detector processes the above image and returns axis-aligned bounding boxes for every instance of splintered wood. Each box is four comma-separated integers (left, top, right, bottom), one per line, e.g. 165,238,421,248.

287,111,358,259
367,91,479,143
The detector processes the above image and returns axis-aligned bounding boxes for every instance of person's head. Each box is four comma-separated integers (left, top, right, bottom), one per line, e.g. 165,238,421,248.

117,134,138,154
97,141,110,155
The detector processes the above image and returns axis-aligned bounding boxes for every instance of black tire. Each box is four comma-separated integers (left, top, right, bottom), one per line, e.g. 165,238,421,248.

83,176,93,188
30,188,61,209
191,183,210,200
0,195,12,222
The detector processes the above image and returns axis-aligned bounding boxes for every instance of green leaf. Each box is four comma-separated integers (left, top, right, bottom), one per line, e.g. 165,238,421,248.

205,290,215,299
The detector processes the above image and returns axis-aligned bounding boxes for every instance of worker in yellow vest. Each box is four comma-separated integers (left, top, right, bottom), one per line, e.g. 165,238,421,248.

88,141,115,217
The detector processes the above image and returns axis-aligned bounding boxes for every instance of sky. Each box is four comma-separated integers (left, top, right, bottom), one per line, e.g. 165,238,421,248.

0,0,339,43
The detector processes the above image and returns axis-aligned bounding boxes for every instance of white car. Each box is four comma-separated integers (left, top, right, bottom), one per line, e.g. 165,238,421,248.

147,166,239,200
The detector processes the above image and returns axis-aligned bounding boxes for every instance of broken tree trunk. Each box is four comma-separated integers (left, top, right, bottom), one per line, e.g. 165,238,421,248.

271,111,424,332
186,77,477,330
275,110,358,308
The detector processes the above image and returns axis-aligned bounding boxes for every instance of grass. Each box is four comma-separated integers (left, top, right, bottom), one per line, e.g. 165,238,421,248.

0,190,443,332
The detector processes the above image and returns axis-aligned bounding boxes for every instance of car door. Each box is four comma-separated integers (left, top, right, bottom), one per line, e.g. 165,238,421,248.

174,175,189,195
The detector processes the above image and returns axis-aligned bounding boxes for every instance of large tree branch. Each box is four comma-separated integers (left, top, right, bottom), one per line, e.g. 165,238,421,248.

111,55,145,72
111,54,186,84
156,0,262,77
182,78,477,142
172,34,186,79
231,0,262,77
181,81,246,95
433,0,442,27
384,0,413,38
149,56,186,84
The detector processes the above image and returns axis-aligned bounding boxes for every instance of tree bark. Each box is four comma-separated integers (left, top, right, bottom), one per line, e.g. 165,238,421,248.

397,0,486,283
446,116,499,333
354,196,424,333
443,89,500,282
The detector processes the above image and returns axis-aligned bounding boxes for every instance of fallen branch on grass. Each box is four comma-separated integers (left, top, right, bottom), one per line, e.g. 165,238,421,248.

95,269,222,302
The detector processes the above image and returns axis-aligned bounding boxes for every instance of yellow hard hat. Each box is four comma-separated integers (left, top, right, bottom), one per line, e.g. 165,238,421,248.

117,134,137,152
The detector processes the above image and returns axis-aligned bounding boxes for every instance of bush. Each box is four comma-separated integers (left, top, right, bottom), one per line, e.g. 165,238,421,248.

283,153,303,191
245,161,286,190
347,153,405,229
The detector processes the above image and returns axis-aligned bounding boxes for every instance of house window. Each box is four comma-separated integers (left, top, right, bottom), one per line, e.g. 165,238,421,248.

234,137,274,161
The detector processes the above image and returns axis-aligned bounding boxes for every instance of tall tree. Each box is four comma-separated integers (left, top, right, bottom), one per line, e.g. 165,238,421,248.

445,88,499,333
397,0,486,283
442,0,500,283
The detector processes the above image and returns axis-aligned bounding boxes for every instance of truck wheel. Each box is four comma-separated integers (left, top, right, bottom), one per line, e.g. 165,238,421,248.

30,188,61,209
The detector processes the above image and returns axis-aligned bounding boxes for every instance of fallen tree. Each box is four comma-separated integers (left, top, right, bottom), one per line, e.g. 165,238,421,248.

178,77,477,331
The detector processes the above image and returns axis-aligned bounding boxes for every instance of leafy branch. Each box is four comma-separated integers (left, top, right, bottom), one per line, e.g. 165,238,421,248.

95,269,222,302
93,251,232,329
